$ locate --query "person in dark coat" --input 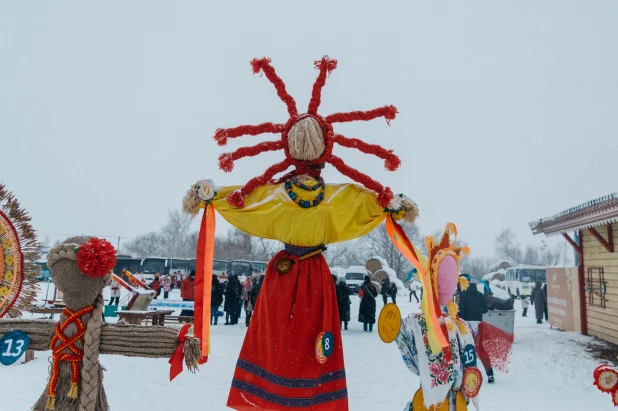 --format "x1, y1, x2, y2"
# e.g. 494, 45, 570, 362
543, 283, 548, 321
381, 278, 390, 305
458, 283, 488, 322
531, 281, 547, 324
249, 275, 264, 306
359, 276, 378, 332
389, 282, 398, 305
224, 275, 241, 325
210, 275, 224, 325
335, 277, 351, 330
458, 282, 493, 382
